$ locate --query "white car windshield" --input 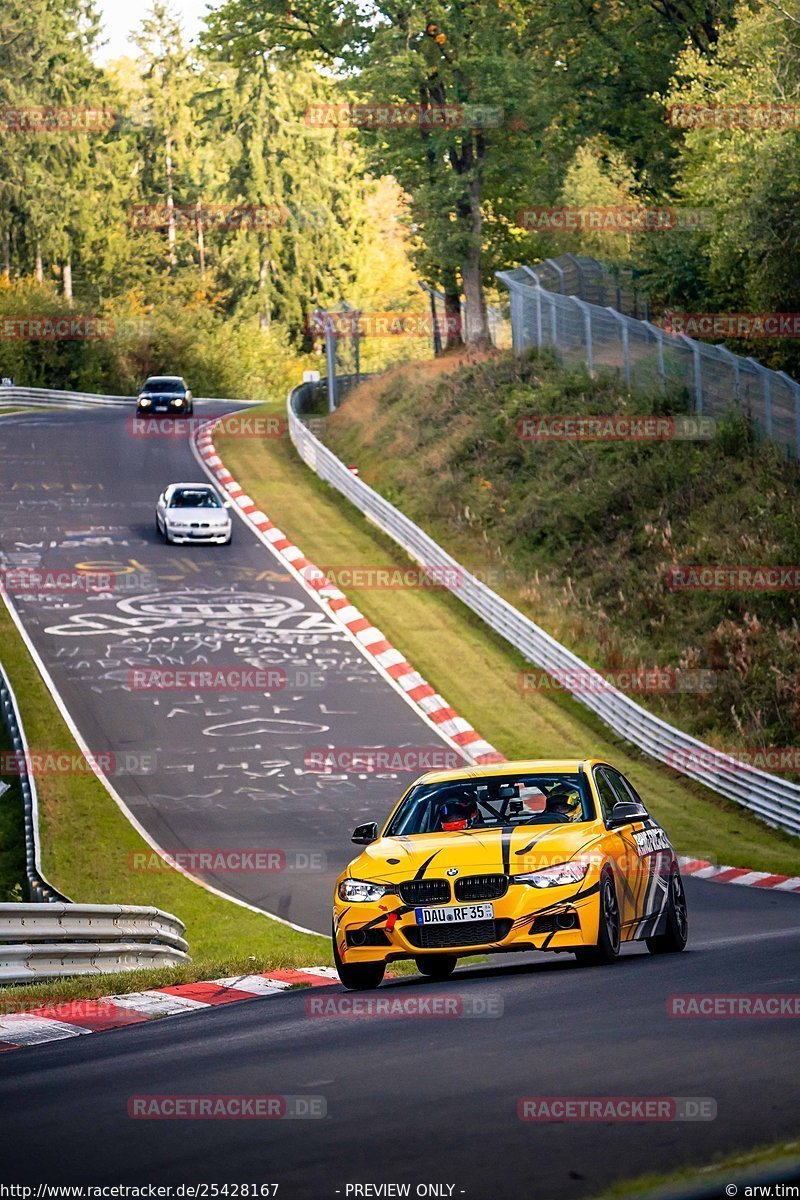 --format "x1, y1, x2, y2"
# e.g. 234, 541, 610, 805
169, 489, 221, 509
